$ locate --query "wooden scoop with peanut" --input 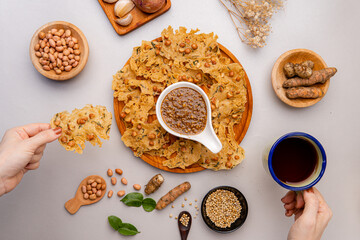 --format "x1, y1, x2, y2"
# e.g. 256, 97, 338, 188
65, 175, 106, 214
